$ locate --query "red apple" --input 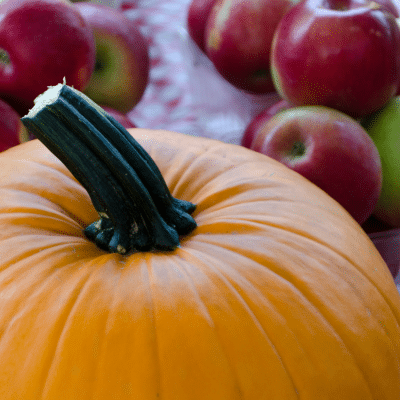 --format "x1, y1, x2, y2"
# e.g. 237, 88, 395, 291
75, 2, 150, 114
204, 0, 297, 94
0, 98, 29, 151
271, 0, 400, 118
241, 99, 292, 148
374, 0, 399, 17
251, 106, 382, 224
187, 0, 218, 52
0, 0, 96, 115
101, 105, 136, 129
